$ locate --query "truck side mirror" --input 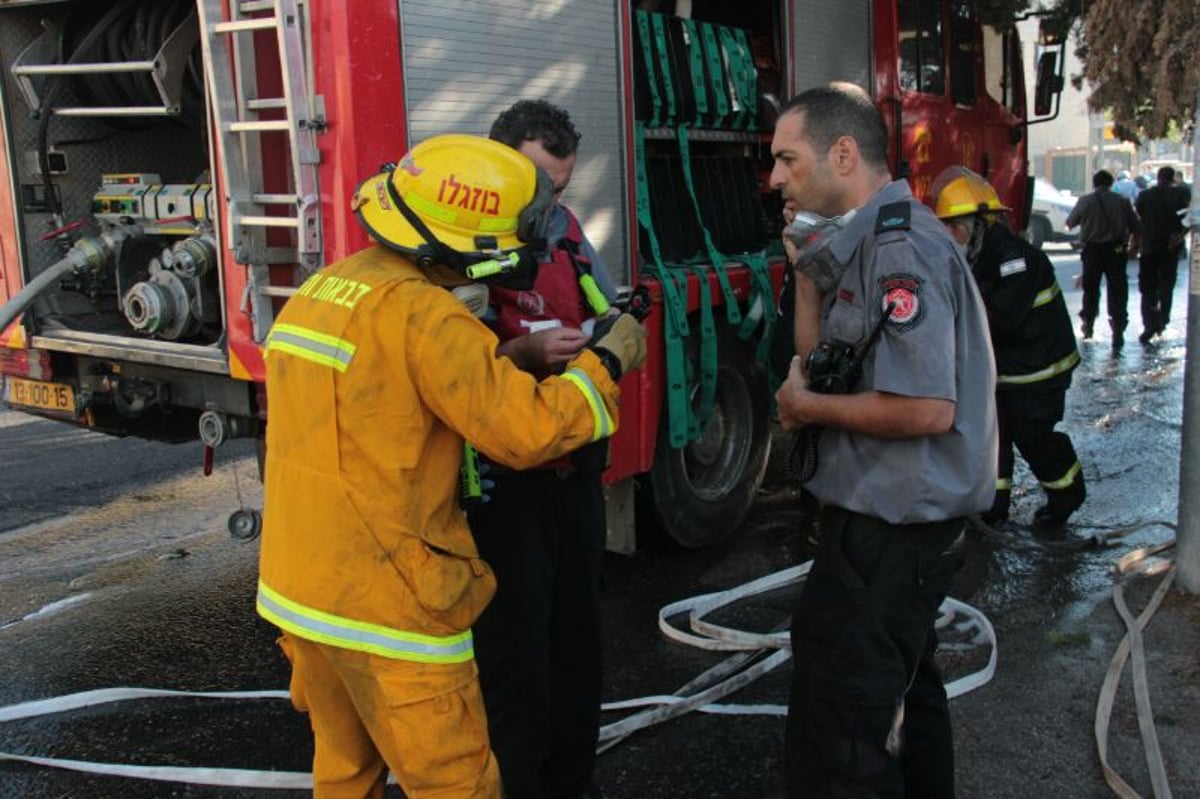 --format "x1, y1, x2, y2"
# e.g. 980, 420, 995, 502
1034, 52, 1063, 117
